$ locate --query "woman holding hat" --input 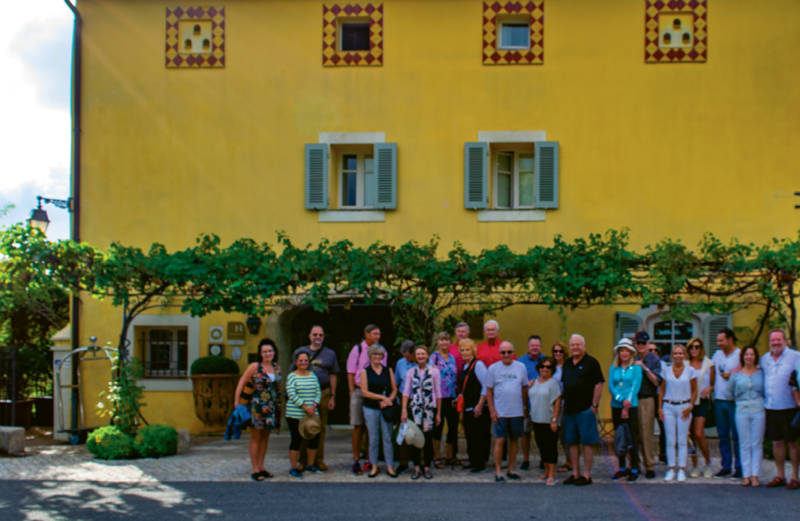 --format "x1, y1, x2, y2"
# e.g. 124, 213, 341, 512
234, 338, 282, 481
401, 345, 442, 480
609, 338, 643, 482
359, 343, 399, 478
286, 351, 322, 479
